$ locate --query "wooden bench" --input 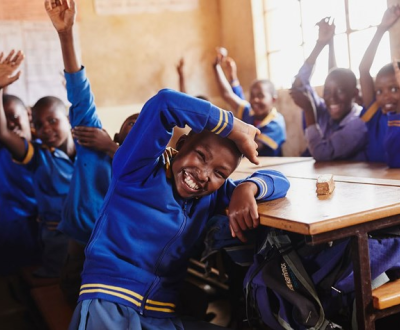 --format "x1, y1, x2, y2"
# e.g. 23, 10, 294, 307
372, 279, 400, 310
30, 284, 74, 330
